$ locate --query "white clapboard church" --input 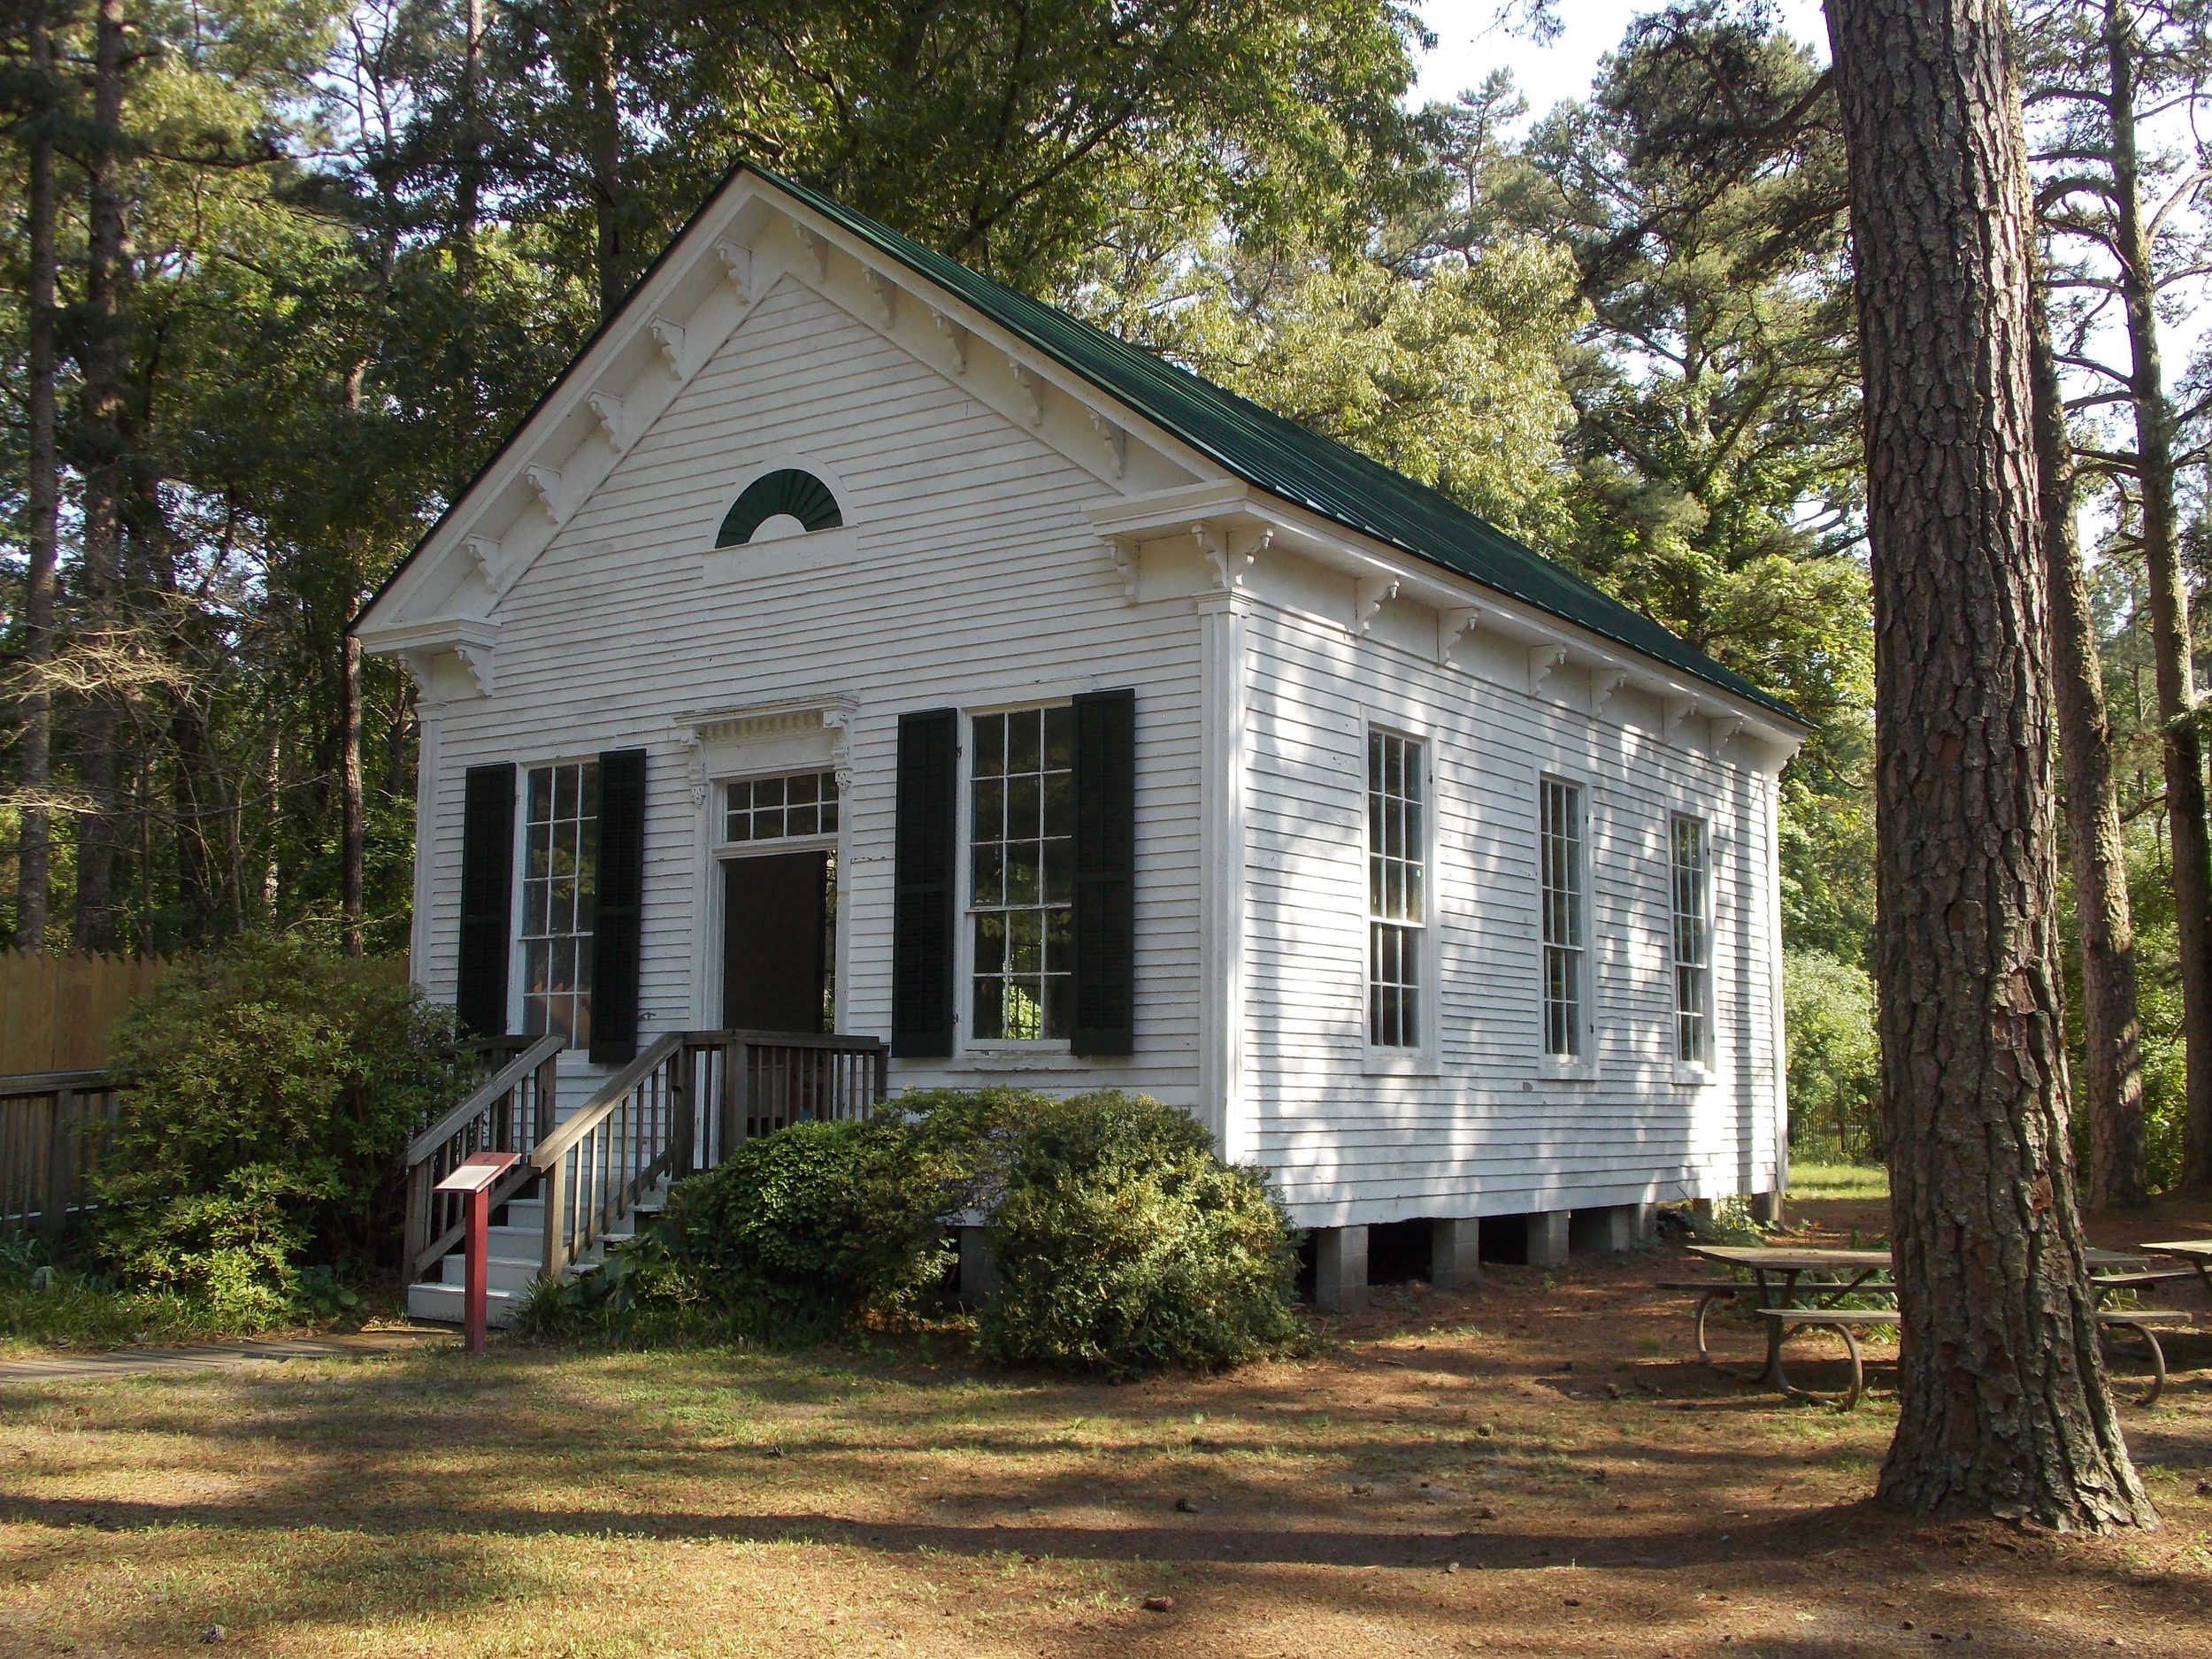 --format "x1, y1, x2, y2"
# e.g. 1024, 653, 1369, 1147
357, 165, 1805, 1318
